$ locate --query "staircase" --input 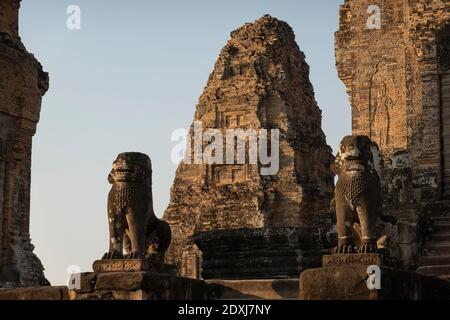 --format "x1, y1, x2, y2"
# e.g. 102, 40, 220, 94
417, 217, 450, 280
